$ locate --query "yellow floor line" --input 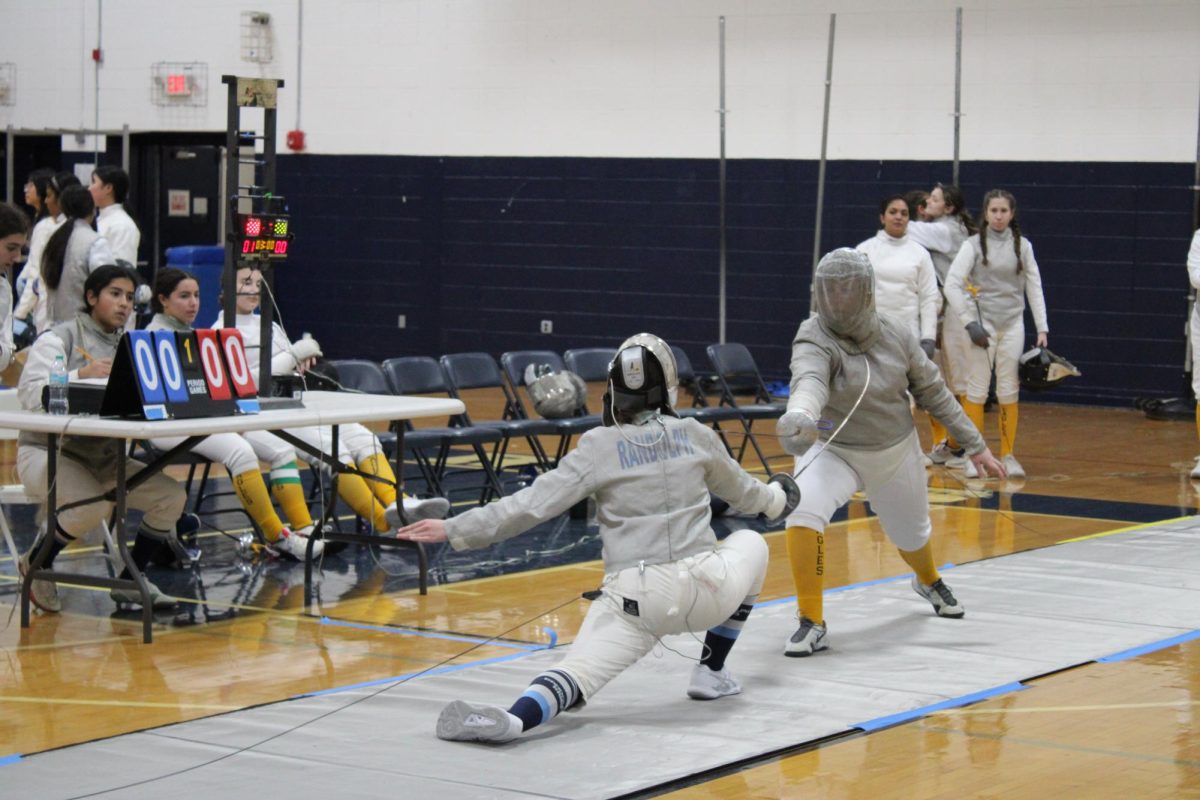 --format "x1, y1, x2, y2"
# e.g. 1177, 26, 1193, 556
0, 696, 241, 711
1056, 515, 1194, 544
934, 699, 1200, 715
